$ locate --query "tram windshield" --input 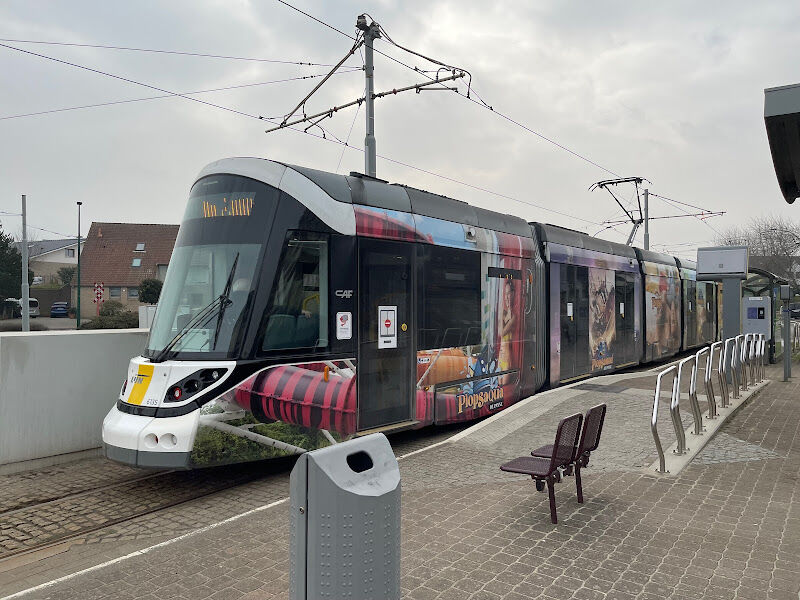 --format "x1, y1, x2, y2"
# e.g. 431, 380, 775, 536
145, 174, 278, 359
